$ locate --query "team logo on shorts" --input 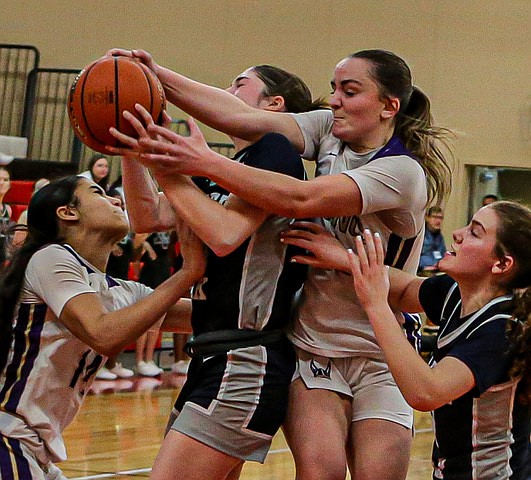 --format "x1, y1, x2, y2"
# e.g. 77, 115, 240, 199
309, 358, 332, 379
